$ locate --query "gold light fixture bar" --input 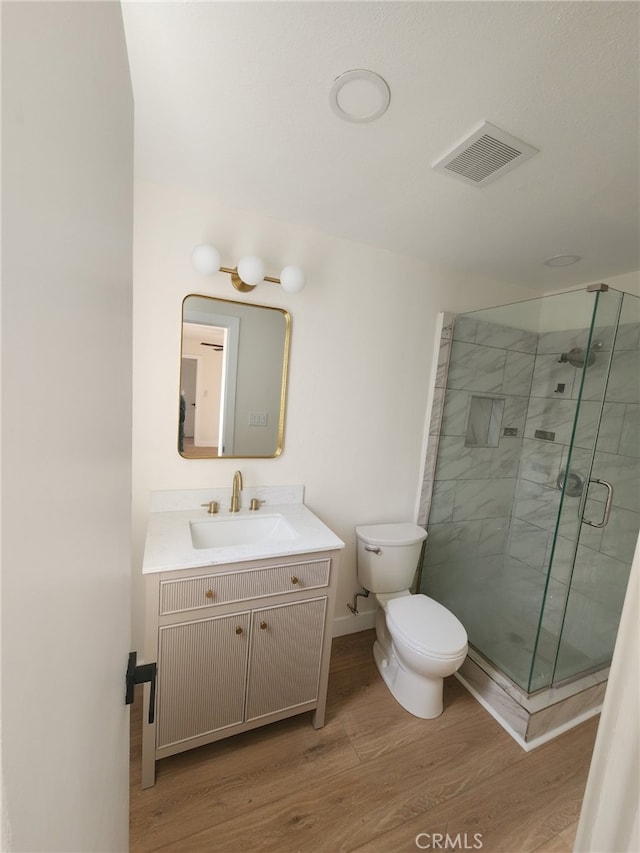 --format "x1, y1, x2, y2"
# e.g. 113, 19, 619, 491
219, 266, 282, 292
192, 245, 305, 293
